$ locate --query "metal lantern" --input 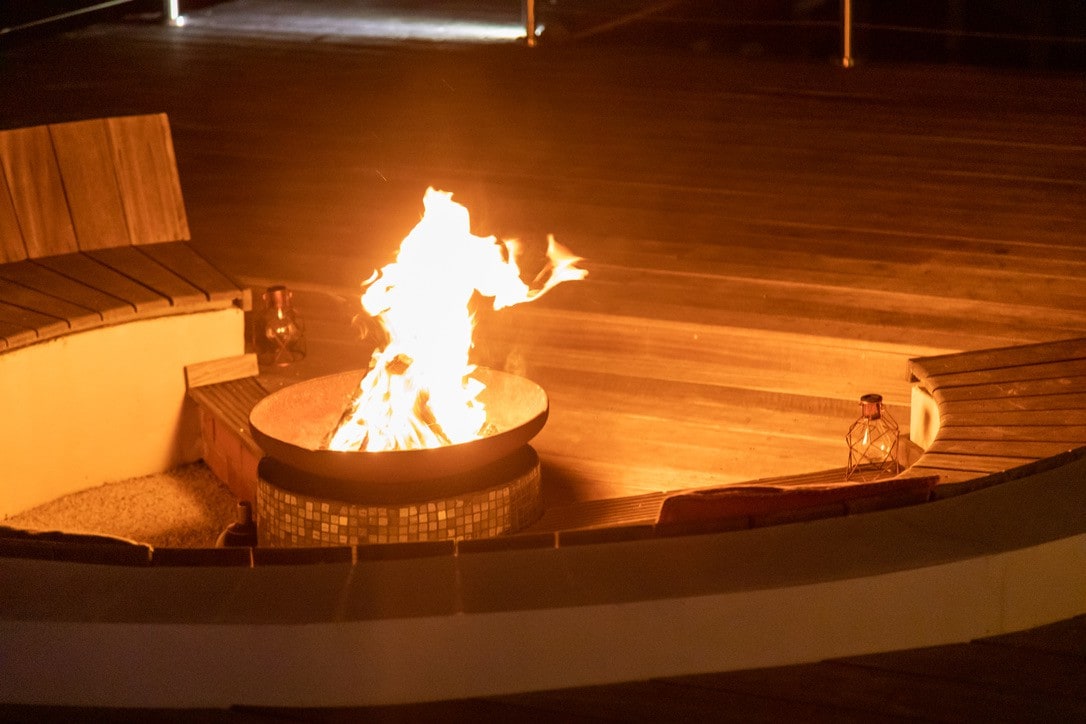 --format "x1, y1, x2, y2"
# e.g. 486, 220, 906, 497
845, 393, 900, 481
255, 285, 307, 367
